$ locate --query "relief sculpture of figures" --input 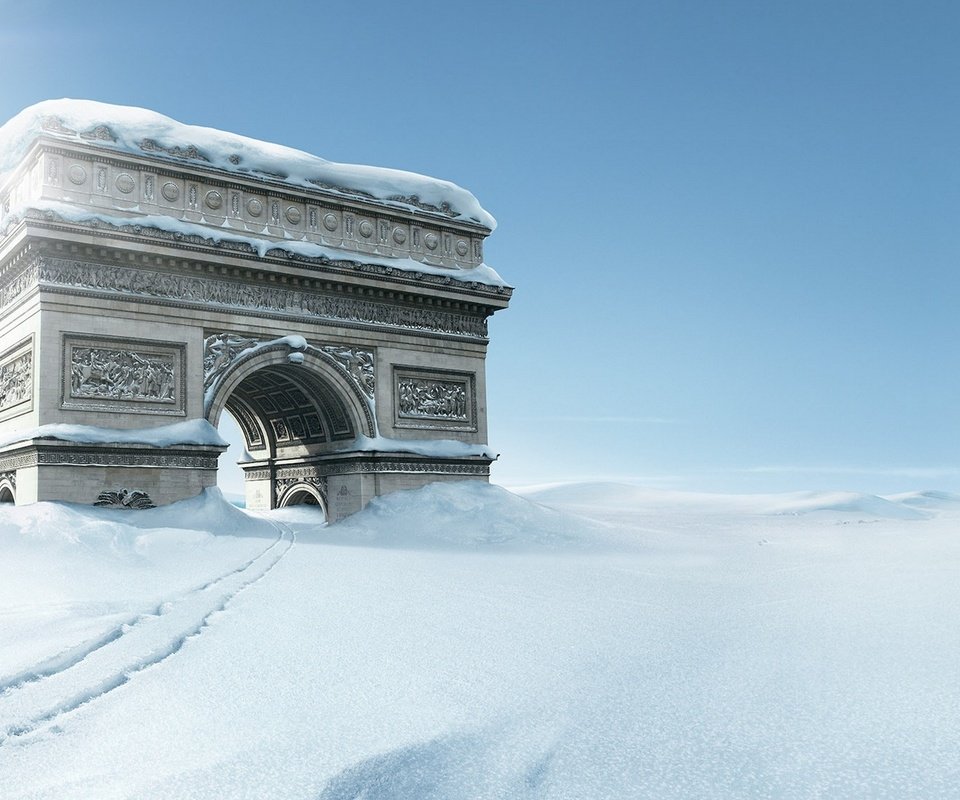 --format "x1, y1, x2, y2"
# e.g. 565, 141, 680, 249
203, 335, 375, 404
0, 353, 32, 411
33, 257, 489, 339
203, 334, 261, 390
320, 347, 375, 399
71, 348, 175, 403
398, 378, 468, 420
